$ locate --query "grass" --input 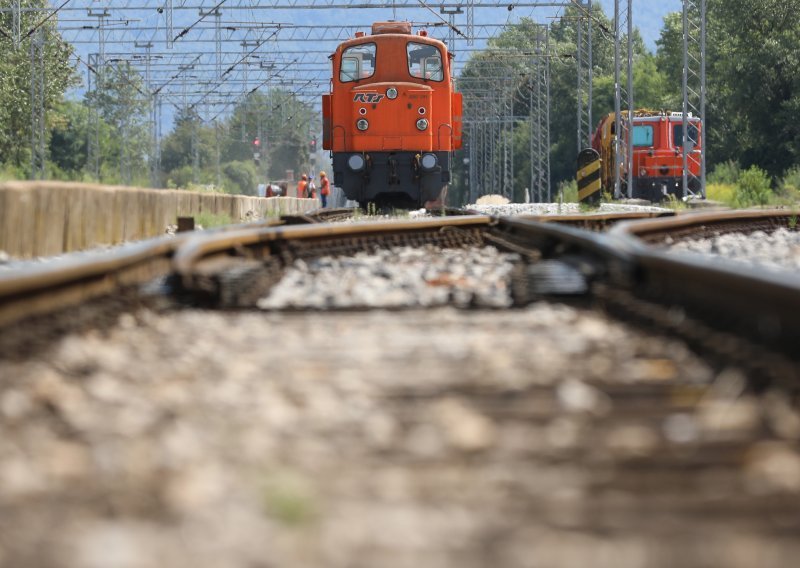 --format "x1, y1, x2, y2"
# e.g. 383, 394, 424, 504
661, 193, 688, 211
350, 203, 414, 220
195, 211, 233, 229
261, 471, 317, 527
706, 183, 737, 206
